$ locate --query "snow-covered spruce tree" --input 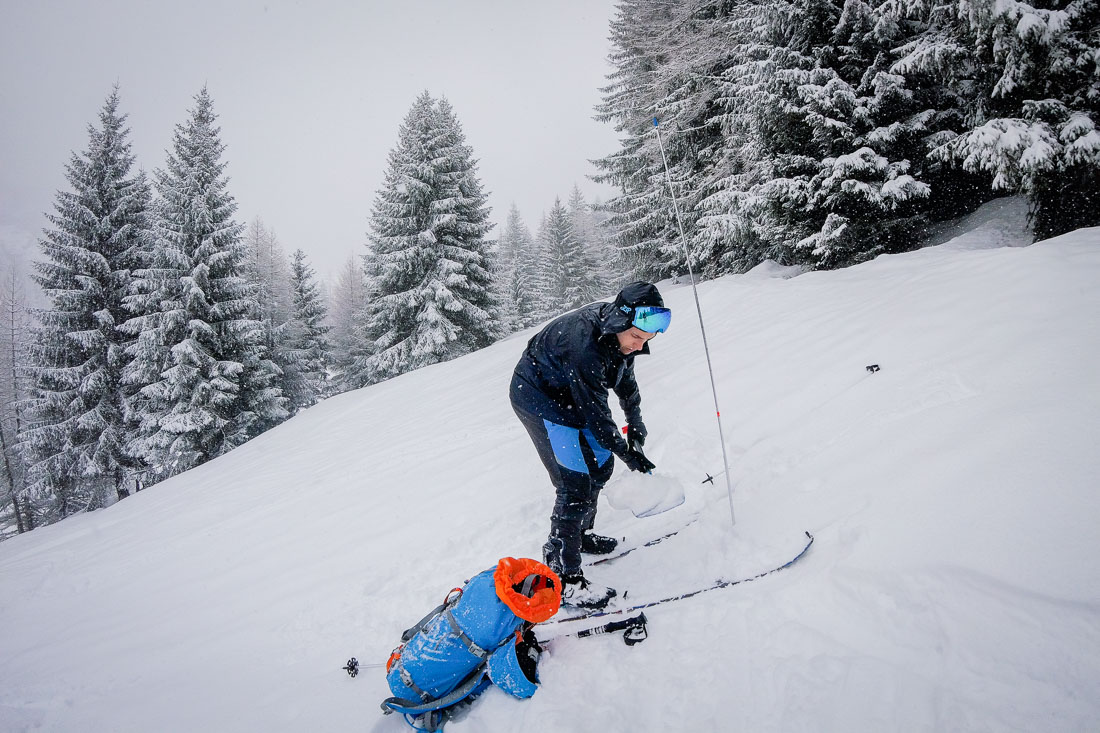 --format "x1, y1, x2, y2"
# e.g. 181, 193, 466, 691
567, 186, 615, 297
892, 0, 1100, 239
242, 219, 302, 410
486, 240, 514, 335
118, 194, 186, 487
328, 256, 366, 388
594, 0, 679, 280
283, 248, 331, 409
495, 204, 541, 332
347, 92, 499, 387
712, 0, 940, 270
538, 196, 602, 315
595, 0, 994, 274
1, 267, 32, 532
594, 0, 747, 280
854, 0, 994, 223
121, 88, 286, 482
244, 218, 294, 333
21, 88, 153, 518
